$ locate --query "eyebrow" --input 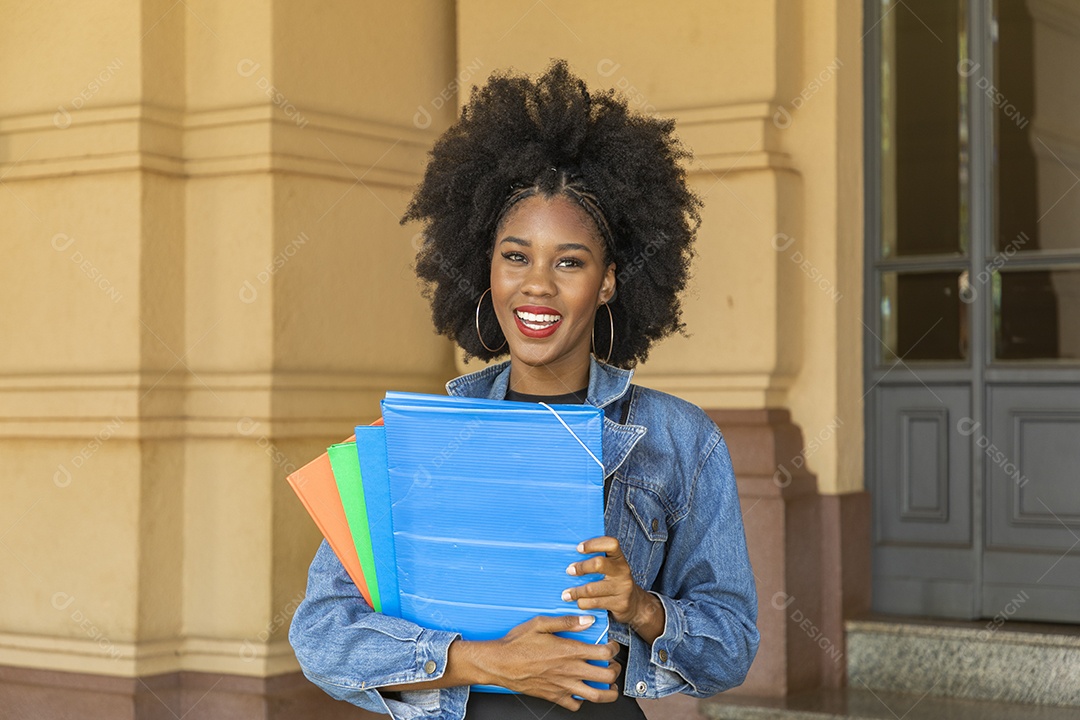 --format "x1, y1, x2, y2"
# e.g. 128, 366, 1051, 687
499, 236, 595, 255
